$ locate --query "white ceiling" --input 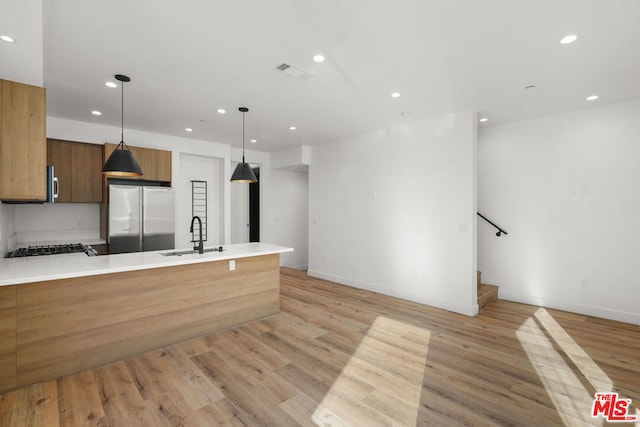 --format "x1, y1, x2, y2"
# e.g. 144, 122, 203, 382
7, 0, 640, 151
